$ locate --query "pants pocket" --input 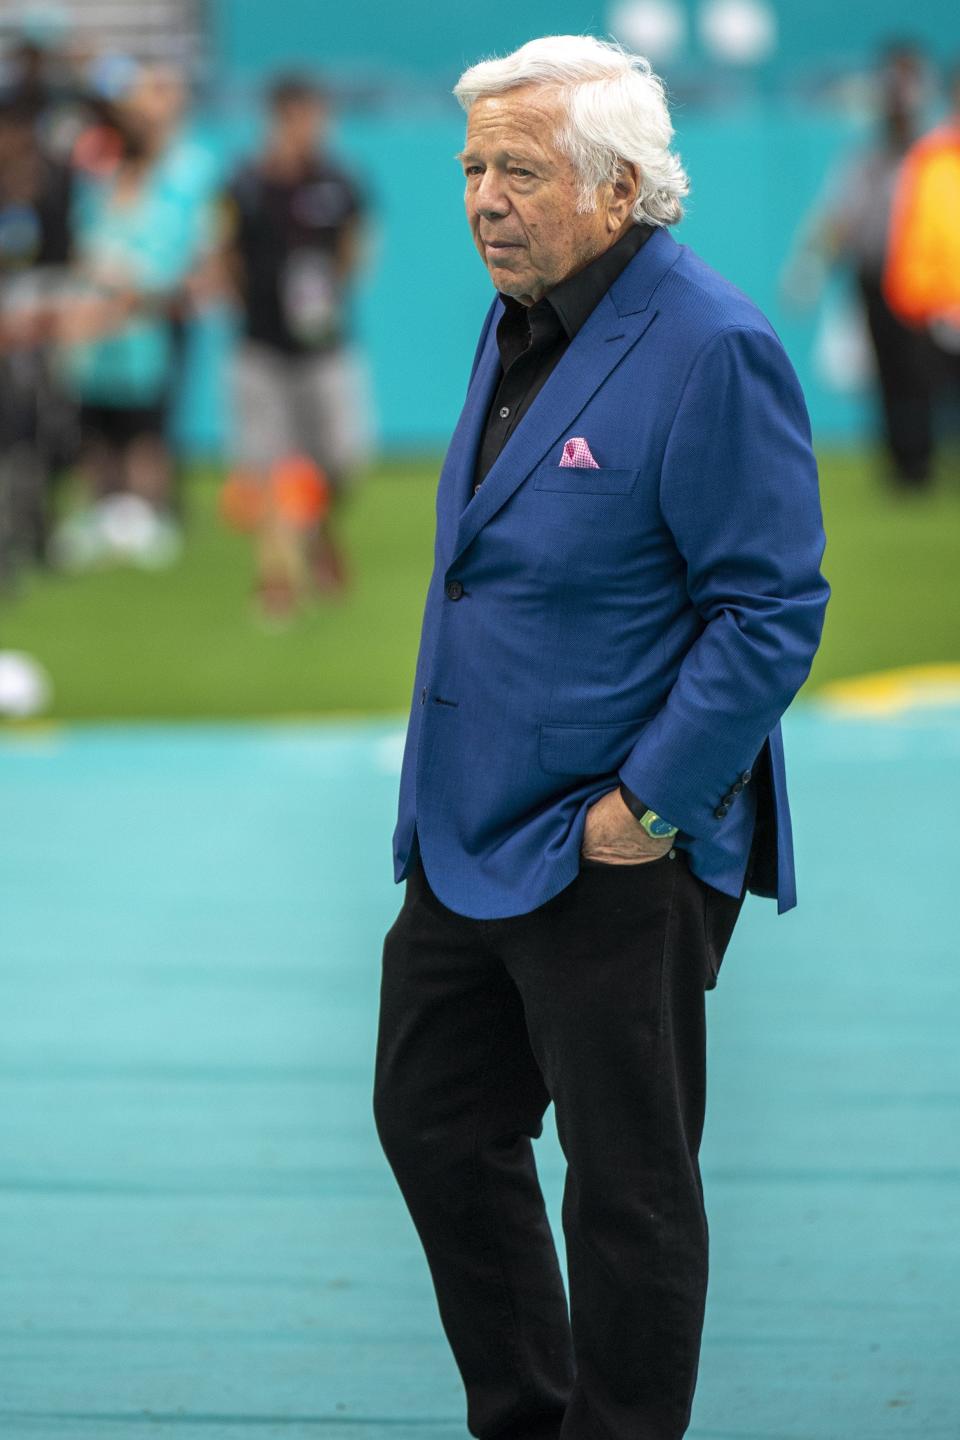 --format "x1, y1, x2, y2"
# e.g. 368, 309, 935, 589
579, 849, 677, 872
